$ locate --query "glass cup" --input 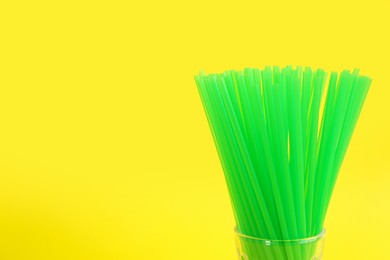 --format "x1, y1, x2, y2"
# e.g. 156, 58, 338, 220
235, 228, 326, 260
